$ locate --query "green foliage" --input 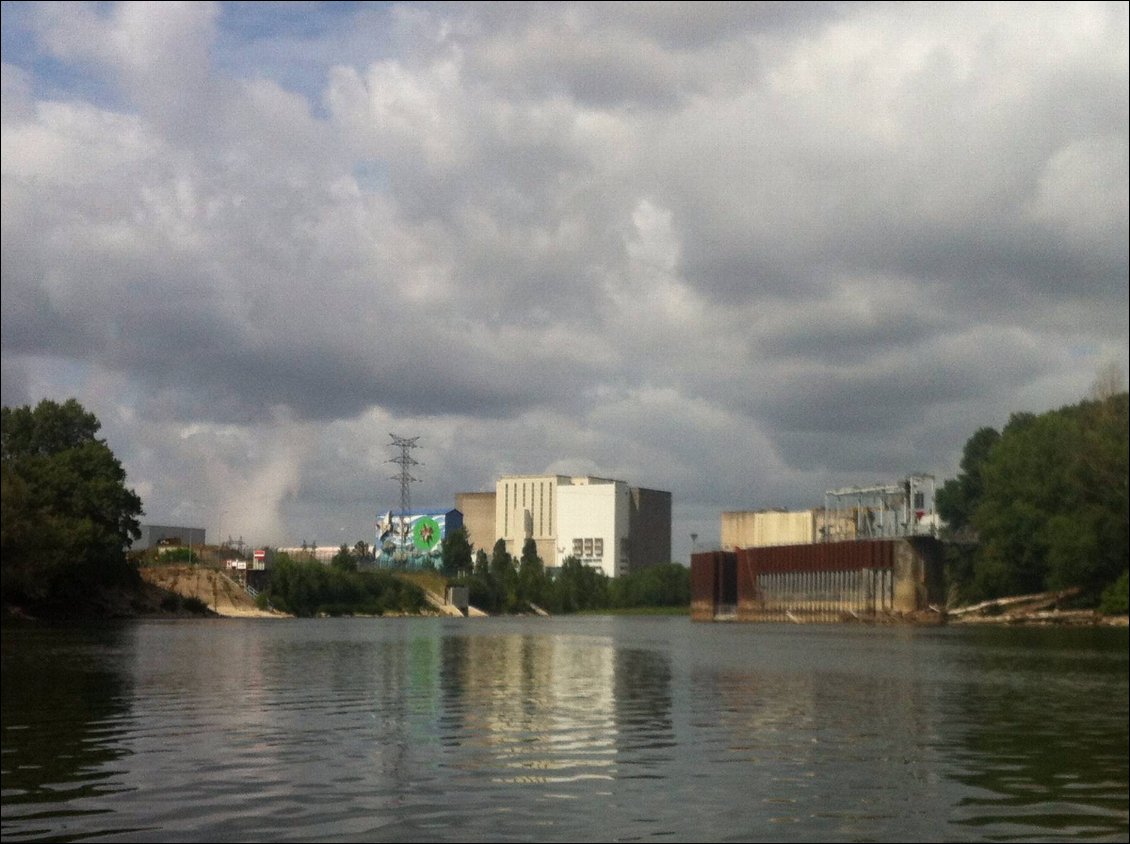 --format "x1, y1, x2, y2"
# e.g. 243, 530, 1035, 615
1, 398, 143, 609
159, 593, 210, 615
546, 556, 609, 613
944, 393, 1129, 605
608, 563, 690, 609
451, 549, 690, 616
937, 426, 1000, 536
331, 543, 358, 572
259, 555, 426, 617
441, 527, 473, 577
518, 538, 547, 608
182, 596, 210, 614
1099, 570, 1129, 615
